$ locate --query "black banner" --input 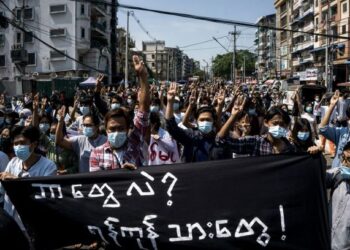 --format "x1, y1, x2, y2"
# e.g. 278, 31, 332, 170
2, 154, 330, 250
